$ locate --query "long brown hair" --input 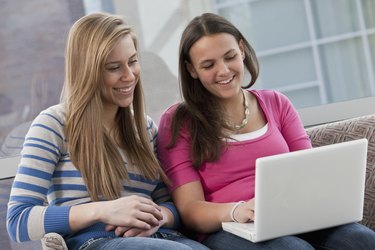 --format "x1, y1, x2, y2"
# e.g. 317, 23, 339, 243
62, 13, 167, 201
168, 13, 259, 168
